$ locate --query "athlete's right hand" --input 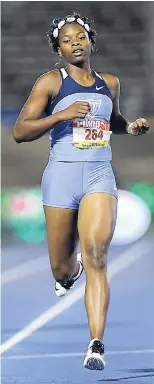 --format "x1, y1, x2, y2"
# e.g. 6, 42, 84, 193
58, 101, 90, 121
